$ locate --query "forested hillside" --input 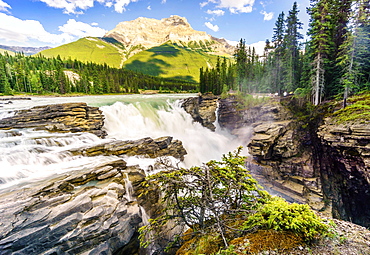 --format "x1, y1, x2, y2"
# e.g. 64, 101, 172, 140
0, 53, 197, 95
201, 1, 370, 103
